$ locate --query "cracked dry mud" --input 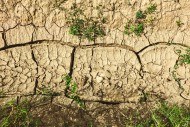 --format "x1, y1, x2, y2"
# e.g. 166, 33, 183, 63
1, 0, 190, 126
